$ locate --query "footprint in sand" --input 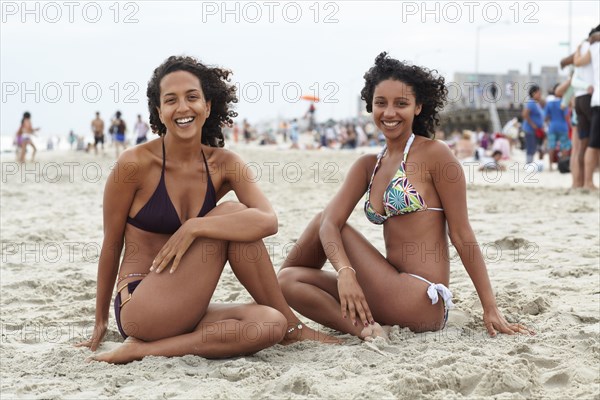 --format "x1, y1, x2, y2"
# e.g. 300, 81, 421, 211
225, 292, 239, 301
520, 354, 560, 369
281, 376, 311, 395
521, 297, 550, 315
494, 236, 528, 250
543, 371, 570, 388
